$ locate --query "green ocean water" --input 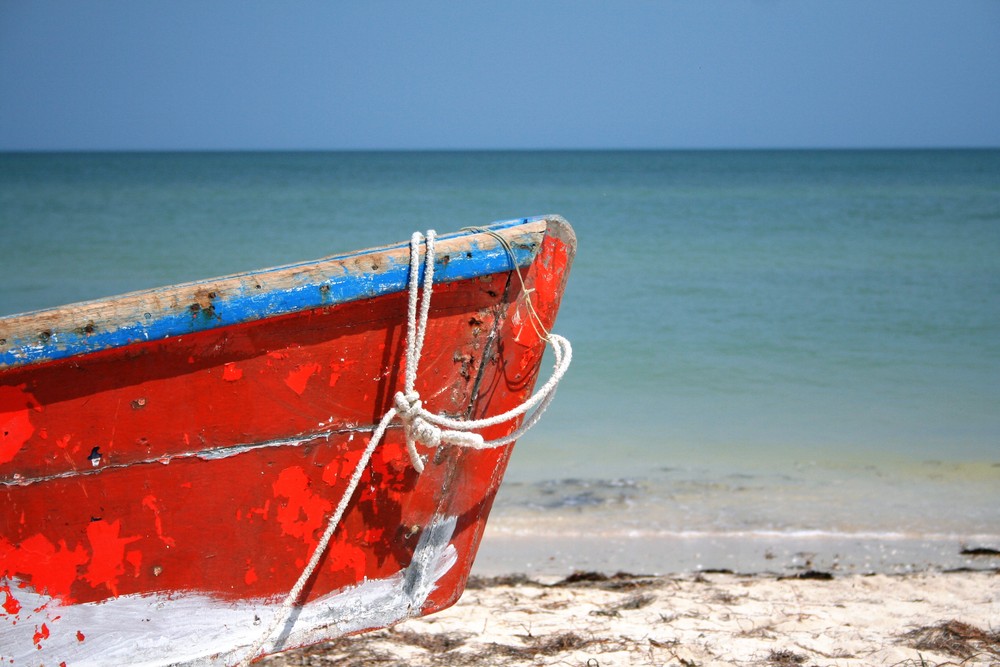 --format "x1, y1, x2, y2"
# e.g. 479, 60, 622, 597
3, 151, 999, 568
